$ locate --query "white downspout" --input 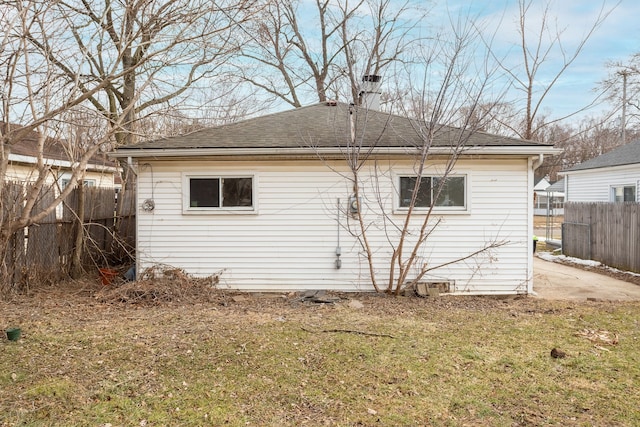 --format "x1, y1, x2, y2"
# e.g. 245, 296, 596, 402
532, 153, 544, 170
528, 153, 544, 295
